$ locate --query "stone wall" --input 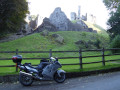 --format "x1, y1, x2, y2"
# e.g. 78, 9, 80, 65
49, 7, 87, 31
49, 7, 69, 31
